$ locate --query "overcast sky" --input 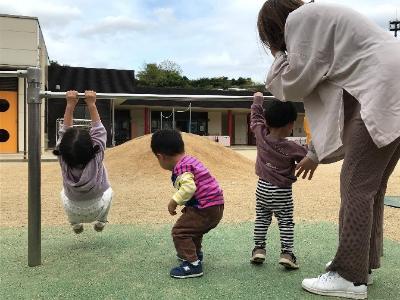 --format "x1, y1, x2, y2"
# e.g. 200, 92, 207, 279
1, 0, 399, 82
